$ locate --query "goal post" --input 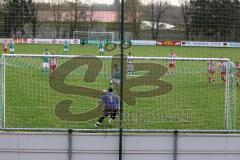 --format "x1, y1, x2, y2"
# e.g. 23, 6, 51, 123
0, 55, 5, 128
73, 31, 115, 41
225, 61, 237, 130
0, 54, 237, 130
